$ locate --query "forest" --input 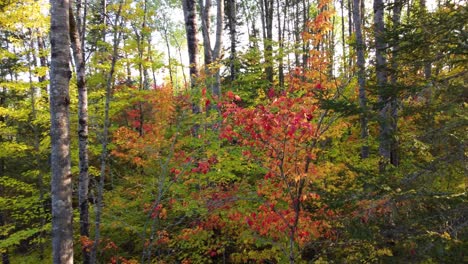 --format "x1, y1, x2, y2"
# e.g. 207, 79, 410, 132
0, 0, 466, 262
